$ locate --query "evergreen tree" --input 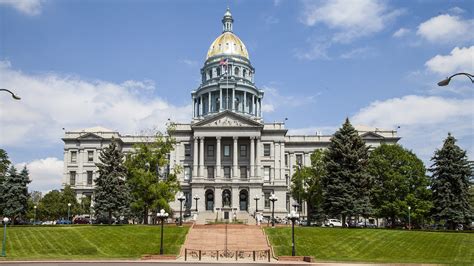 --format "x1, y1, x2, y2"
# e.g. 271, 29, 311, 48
94, 138, 130, 224
0, 149, 11, 214
430, 133, 472, 229
125, 127, 181, 224
38, 190, 63, 220
2, 165, 31, 224
290, 149, 325, 225
368, 144, 432, 228
322, 118, 371, 226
